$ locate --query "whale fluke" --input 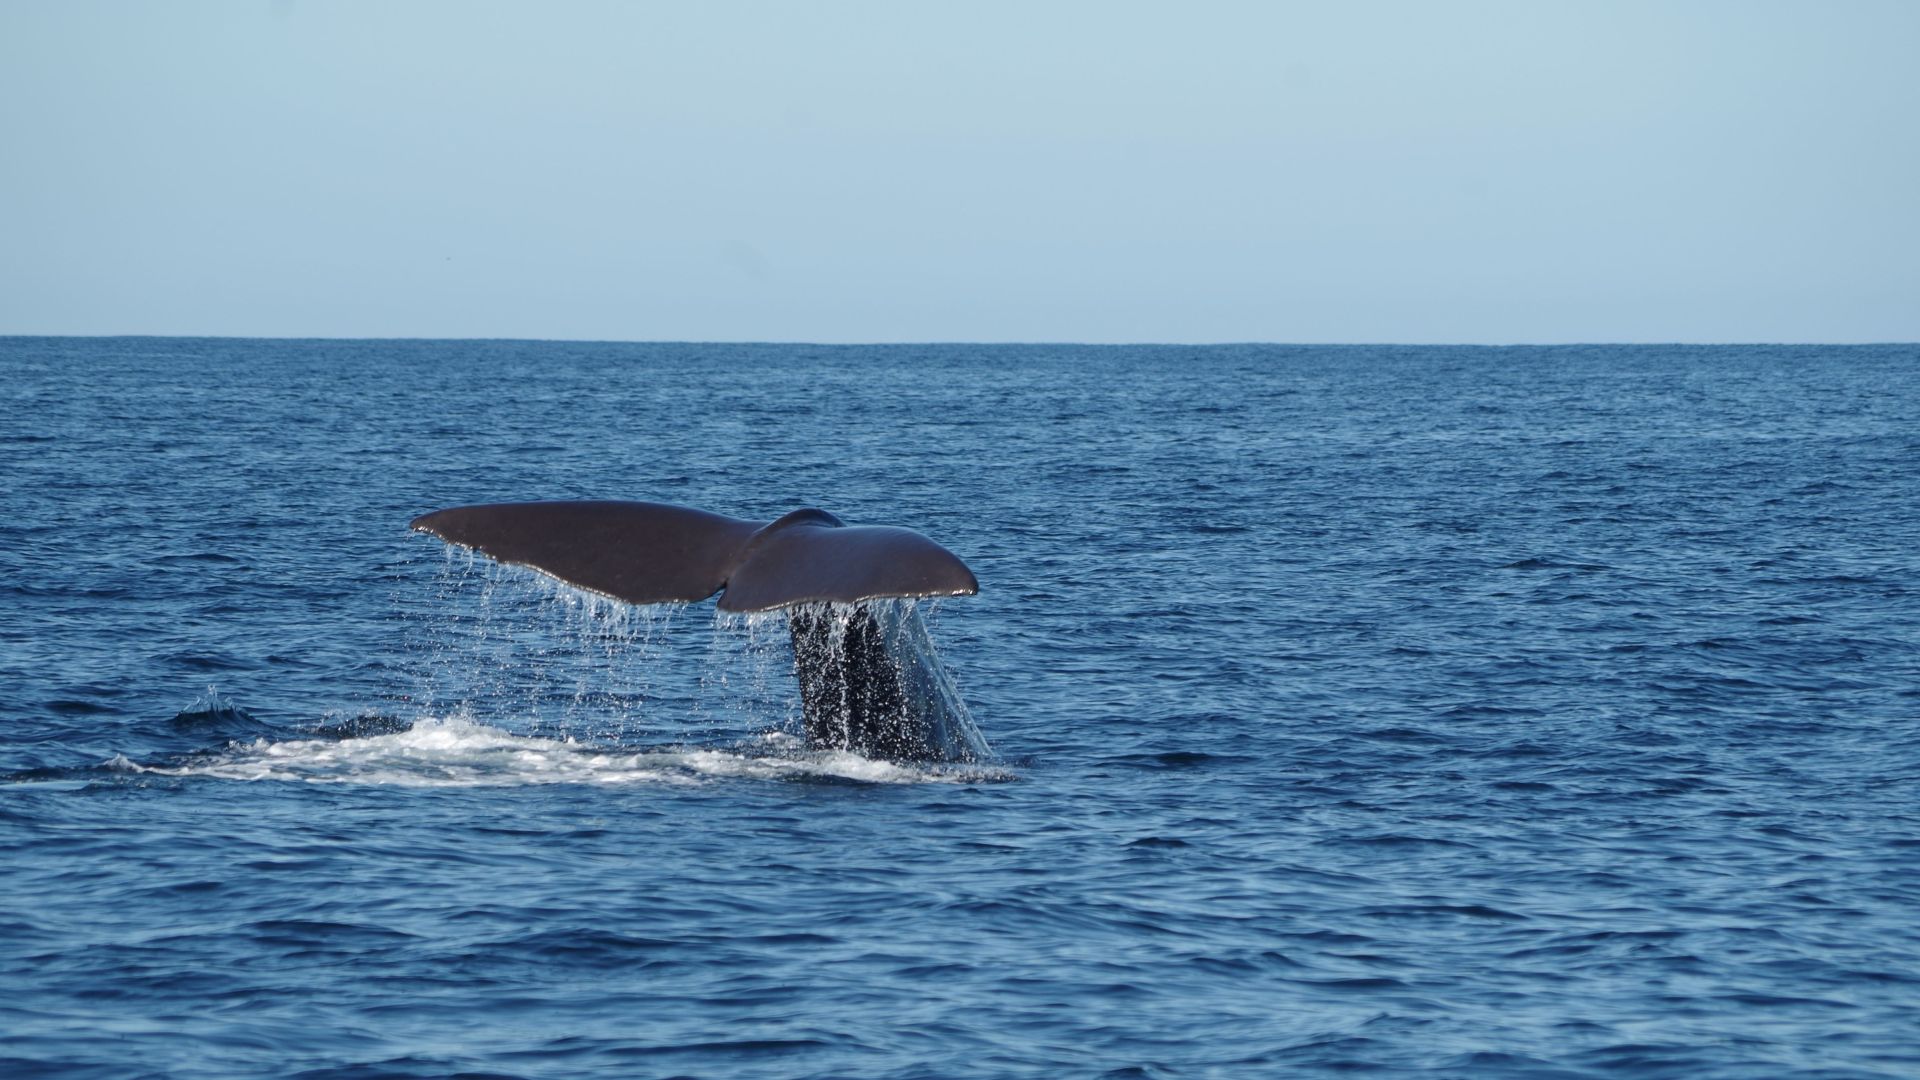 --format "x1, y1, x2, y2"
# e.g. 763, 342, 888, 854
411, 499, 985, 761
409, 501, 978, 613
